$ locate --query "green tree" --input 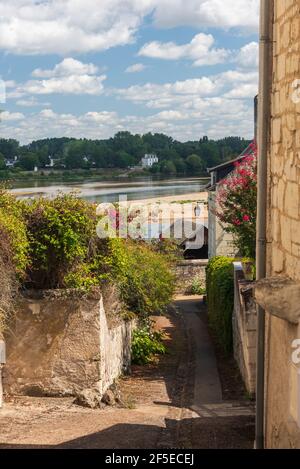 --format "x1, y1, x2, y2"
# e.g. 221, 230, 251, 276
158, 149, 180, 161
90, 144, 109, 168
142, 133, 173, 152
115, 150, 135, 169
186, 154, 204, 174
150, 162, 161, 174
0, 152, 6, 170
0, 139, 19, 160
64, 141, 86, 169
199, 142, 219, 167
18, 153, 39, 171
173, 158, 186, 174
37, 145, 50, 168
160, 160, 177, 175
